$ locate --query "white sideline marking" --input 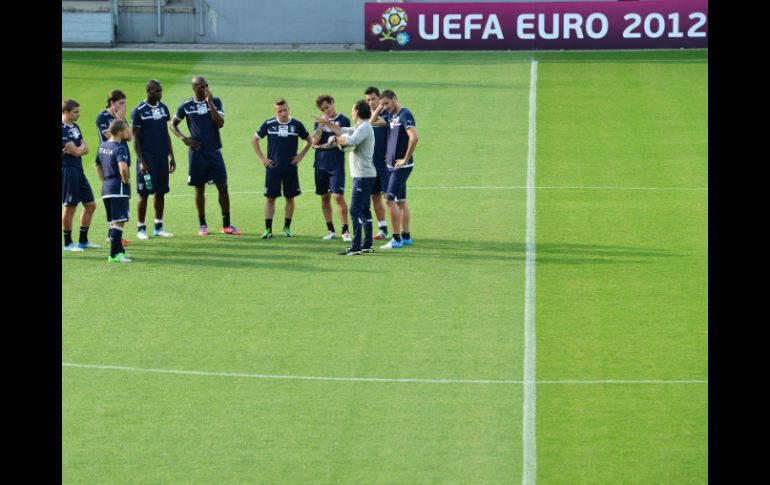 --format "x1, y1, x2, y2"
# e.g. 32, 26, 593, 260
61, 363, 708, 385
163, 186, 707, 198
522, 59, 539, 485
